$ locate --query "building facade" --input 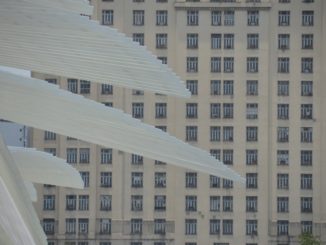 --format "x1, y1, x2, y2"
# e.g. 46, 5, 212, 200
31, 0, 326, 244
